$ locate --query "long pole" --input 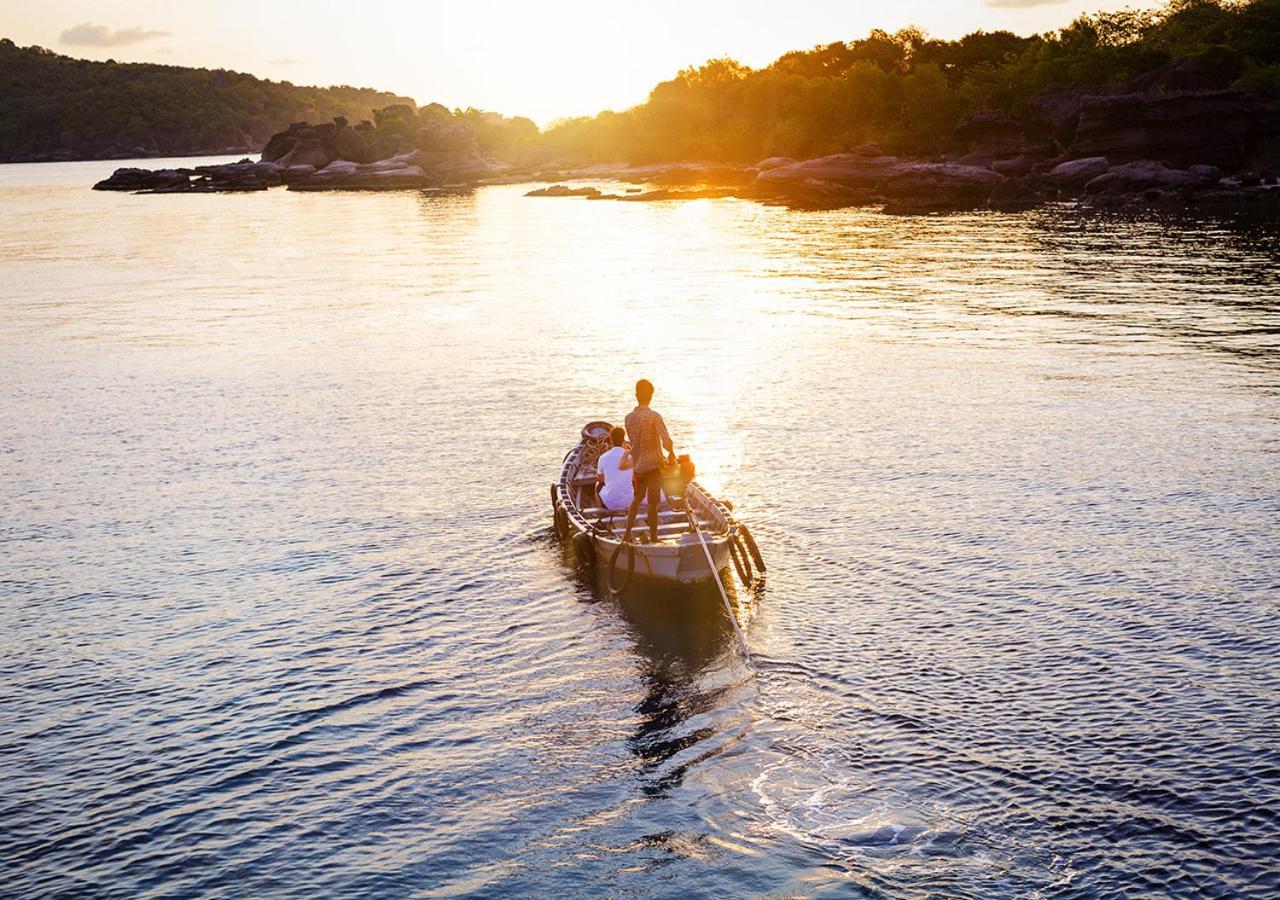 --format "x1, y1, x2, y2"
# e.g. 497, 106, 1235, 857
687, 508, 752, 666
